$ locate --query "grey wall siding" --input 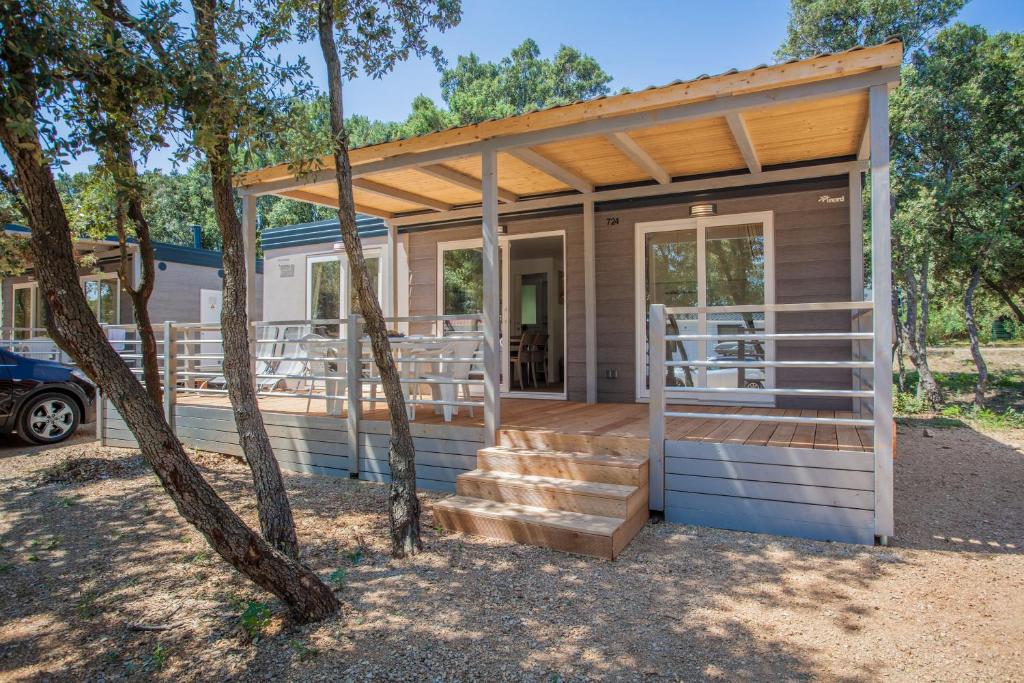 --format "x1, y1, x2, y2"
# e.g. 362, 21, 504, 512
103, 402, 352, 478
150, 258, 265, 325
591, 181, 854, 406
403, 179, 853, 406
663, 440, 875, 544
2, 257, 262, 328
